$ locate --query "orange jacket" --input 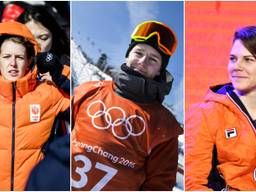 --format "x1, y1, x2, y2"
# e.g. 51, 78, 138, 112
72, 80, 182, 191
62, 65, 70, 80
185, 84, 256, 191
0, 22, 70, 190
